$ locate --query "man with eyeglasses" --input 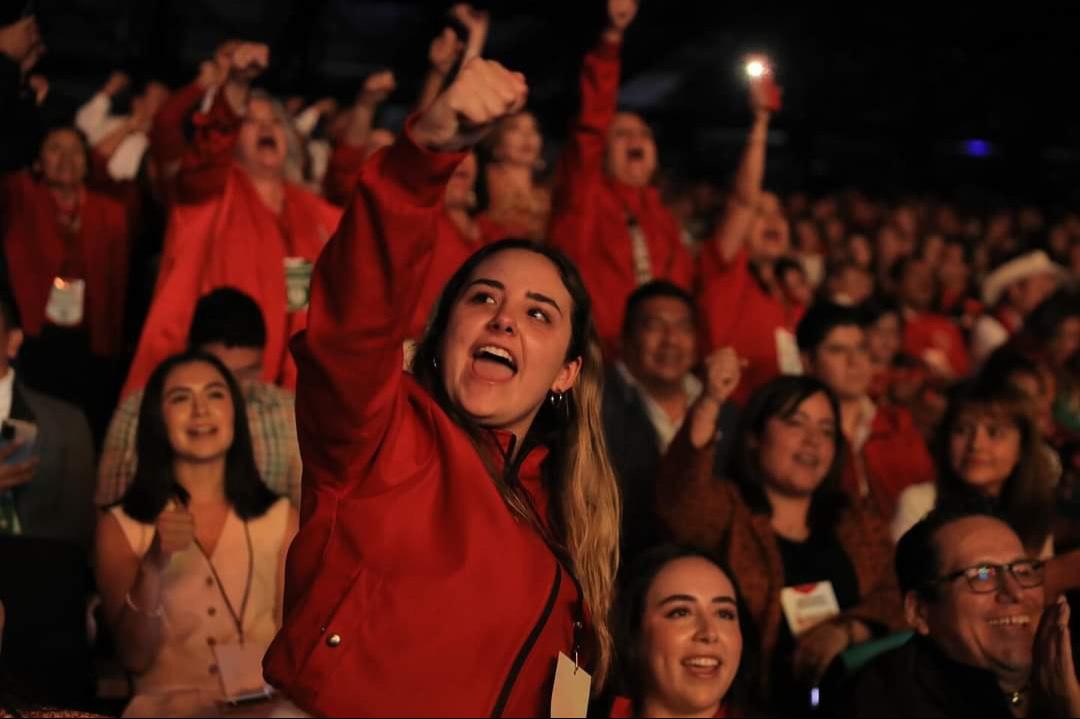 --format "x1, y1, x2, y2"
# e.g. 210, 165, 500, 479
833, 507, 1078, 718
